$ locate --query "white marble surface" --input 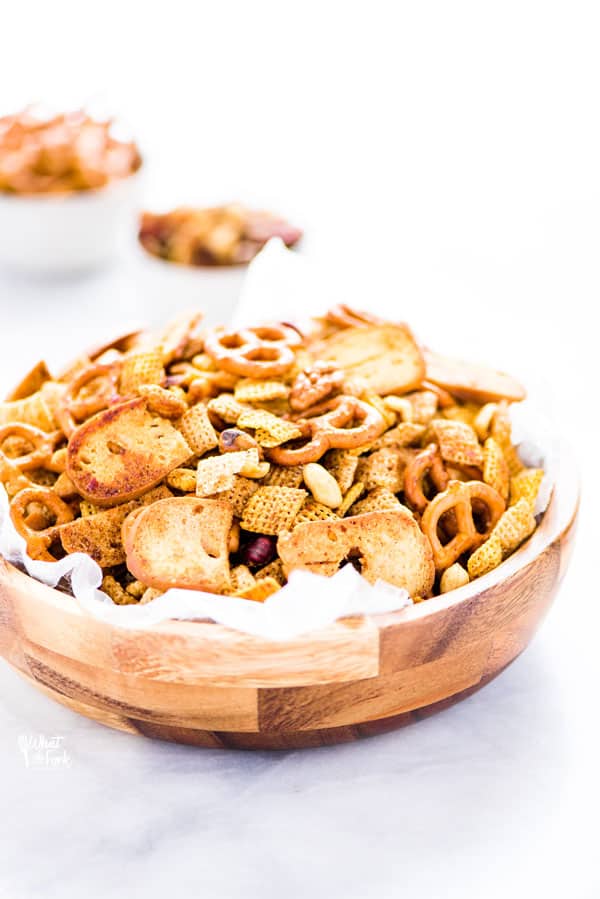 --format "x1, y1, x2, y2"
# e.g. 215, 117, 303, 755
0, 2, 599, 895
